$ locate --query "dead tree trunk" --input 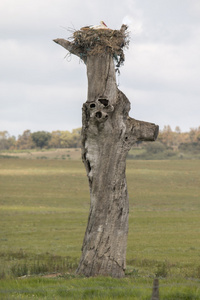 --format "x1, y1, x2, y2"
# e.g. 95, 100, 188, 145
54, 24, 159, 278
